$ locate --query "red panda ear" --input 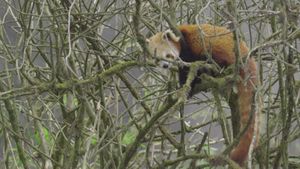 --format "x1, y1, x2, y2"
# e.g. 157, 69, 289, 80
163, 30, 180, 42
